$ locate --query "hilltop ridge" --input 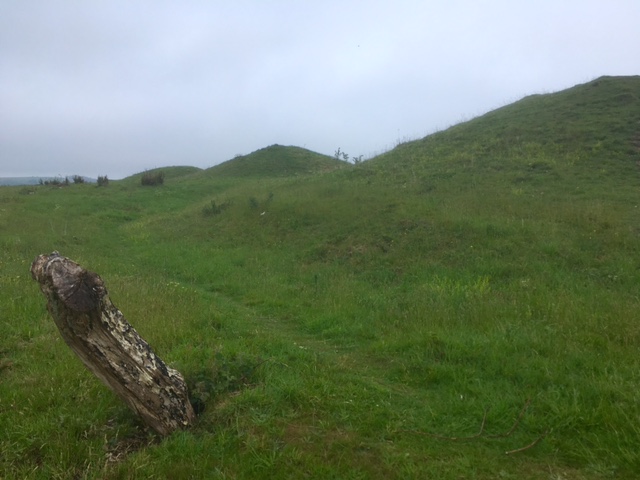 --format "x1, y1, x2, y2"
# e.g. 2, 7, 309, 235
206, 144, 348, 177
